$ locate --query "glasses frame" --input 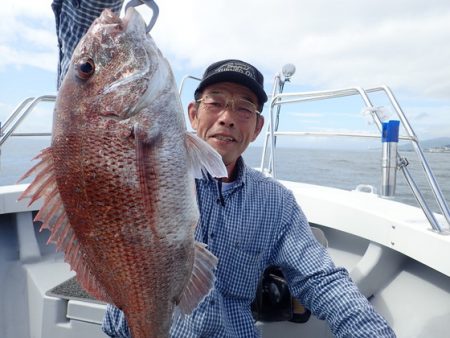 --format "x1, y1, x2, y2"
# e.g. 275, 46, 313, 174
196, 93, 261, 120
